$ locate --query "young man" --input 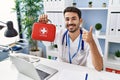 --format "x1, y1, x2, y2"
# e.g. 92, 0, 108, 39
39, 7, 103, 71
